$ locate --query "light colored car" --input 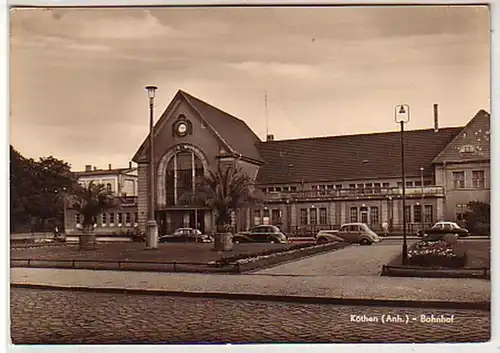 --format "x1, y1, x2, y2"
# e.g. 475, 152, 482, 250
316, 223, 381, 245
